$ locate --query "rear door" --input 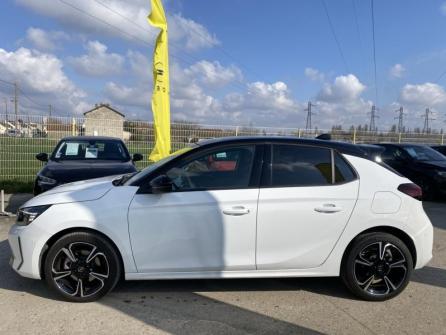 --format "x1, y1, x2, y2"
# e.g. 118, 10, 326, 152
256, 144, 359, 270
